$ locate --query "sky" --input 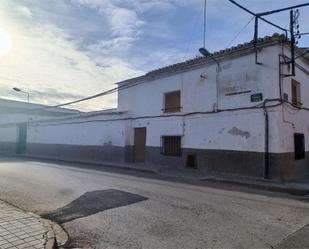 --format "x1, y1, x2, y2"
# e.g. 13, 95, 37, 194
0, 0, 308, 111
